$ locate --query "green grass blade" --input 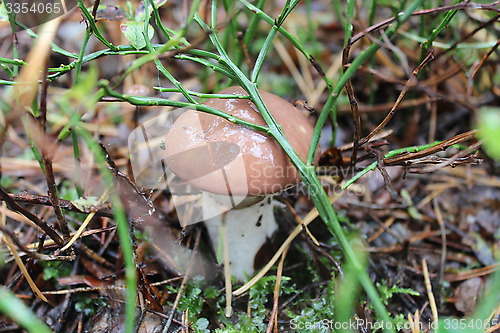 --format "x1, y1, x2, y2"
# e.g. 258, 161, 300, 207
421, 0, 461, 52
0, 287, 52, 333
75, 126, 137, 333
74, 29, 92, 85
196, 11, 399, 330
250, 0, 300, 82
240, 0, 332, 89
76, 0, 117, 51
307, 0, 426, 165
